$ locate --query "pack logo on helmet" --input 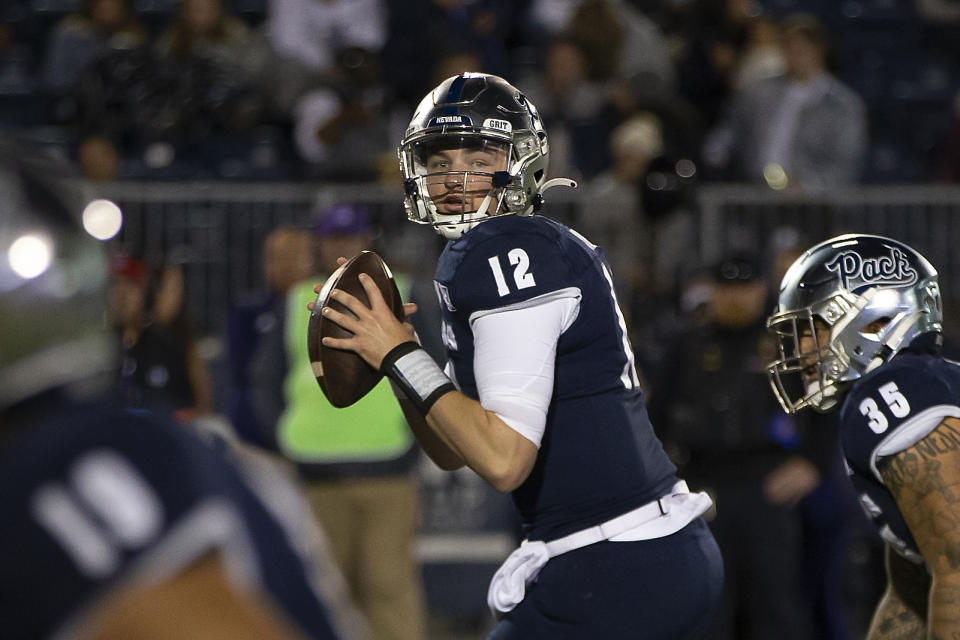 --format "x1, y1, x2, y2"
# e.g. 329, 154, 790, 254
825, 247, 919, 290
